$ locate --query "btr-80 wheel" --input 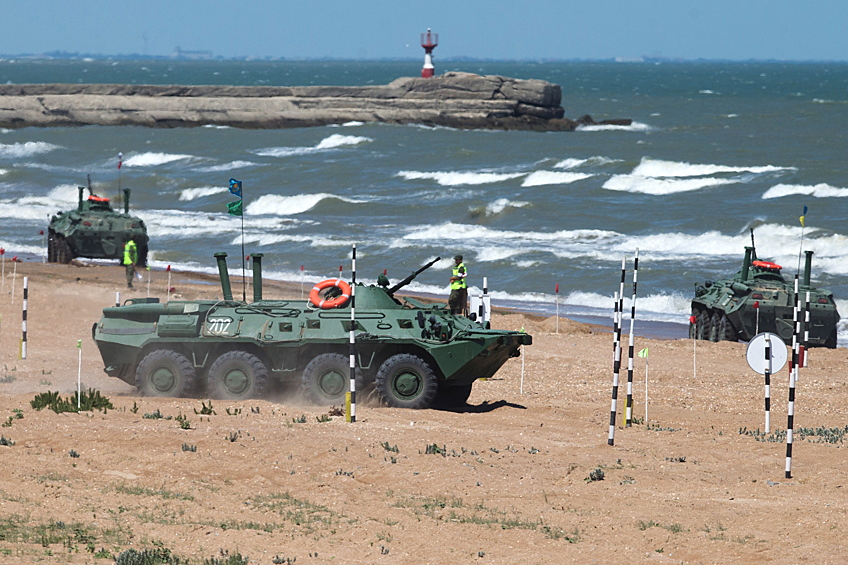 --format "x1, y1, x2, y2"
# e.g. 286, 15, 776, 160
301, 353, 363, 405
135, 349, 197, 398
375, 354, 439, 409
206, 350, 268, 401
